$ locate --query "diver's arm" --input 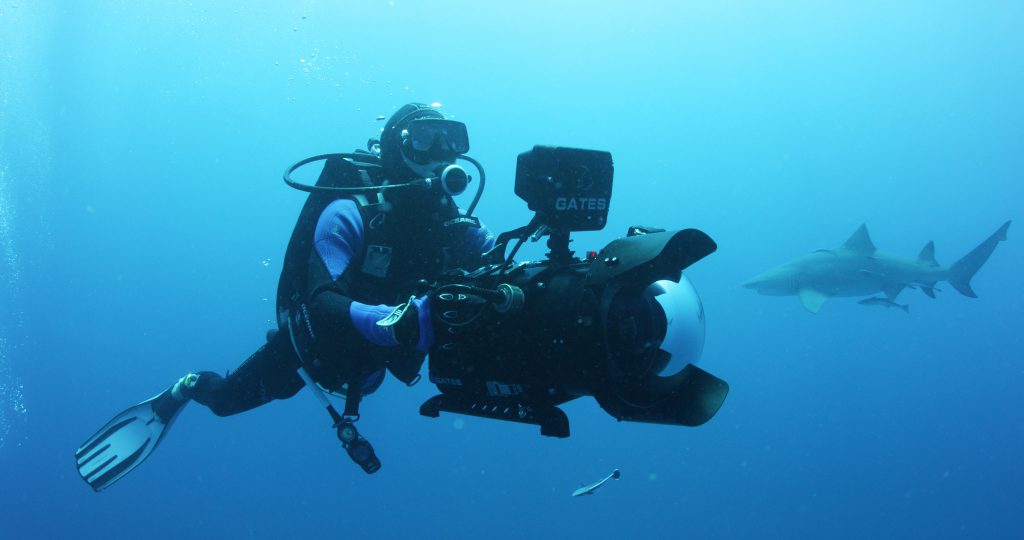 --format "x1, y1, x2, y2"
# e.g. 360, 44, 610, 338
472, 225, 497, 266
312, 199, 364, 281
453, 217, 496, 271
307, 199, 431, 351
